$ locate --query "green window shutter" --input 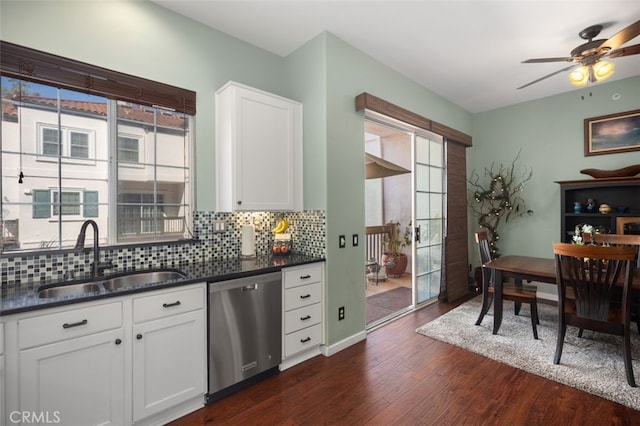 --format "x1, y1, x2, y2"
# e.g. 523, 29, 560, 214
83, 191, 99, 218
32, 189, 51, 218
